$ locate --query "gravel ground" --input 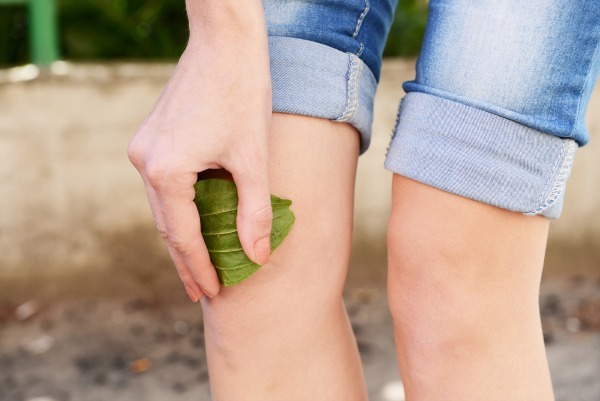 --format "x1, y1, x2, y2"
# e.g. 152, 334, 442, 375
0, 271, 599, 401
